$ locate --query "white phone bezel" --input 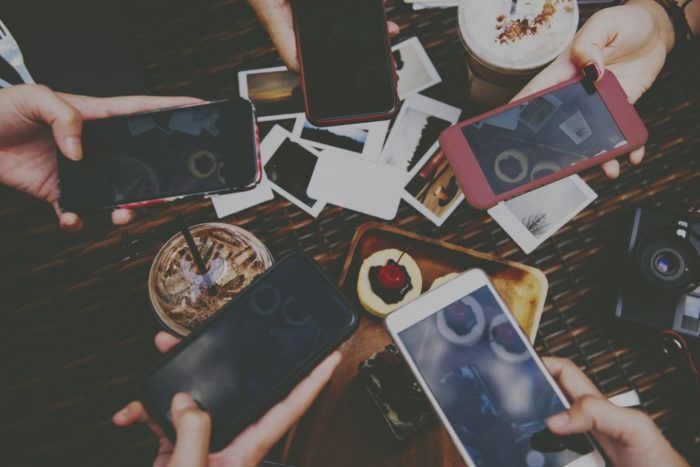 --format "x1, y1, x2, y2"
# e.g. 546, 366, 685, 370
385, 268, 605, 467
